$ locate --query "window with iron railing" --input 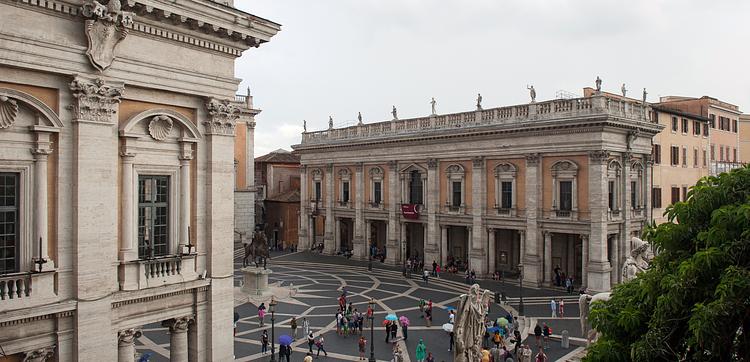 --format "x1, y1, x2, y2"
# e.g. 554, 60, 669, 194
0, 173, 19, 274
138, 176, 170, 259
500, 181, 513, 209
373, 181, 382, 205
559, 181, 573, 211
